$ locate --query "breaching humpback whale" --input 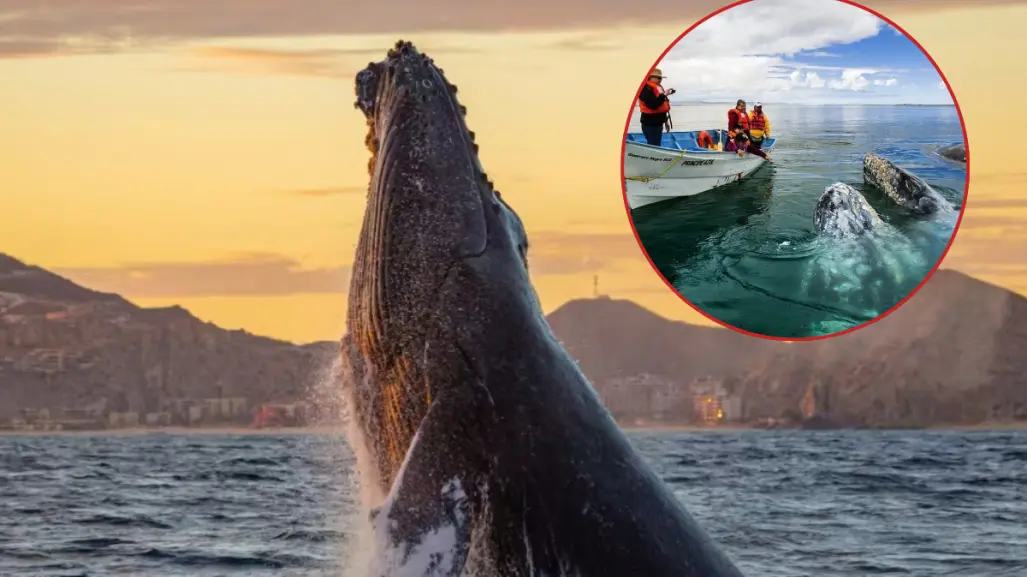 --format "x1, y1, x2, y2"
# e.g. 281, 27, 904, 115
340, 40, 746, 577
